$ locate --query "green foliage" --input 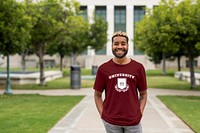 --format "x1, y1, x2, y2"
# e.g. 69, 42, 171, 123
89, 17, 108, 51
0, 0, 108, 71
135, 0, 200, 88
0, 94, 84, 133
173, 0, 199, 57
135, 0, 200, 58
30, 1, 60, 50
66, 16, 89, 55
158, 96, 200, 132
0, 0, 32, 55
46, 0, 76, 47
28, 0, 72, 84
134, 0, 179, 62
47, 4, 108, 66
45, 0, 80, 70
